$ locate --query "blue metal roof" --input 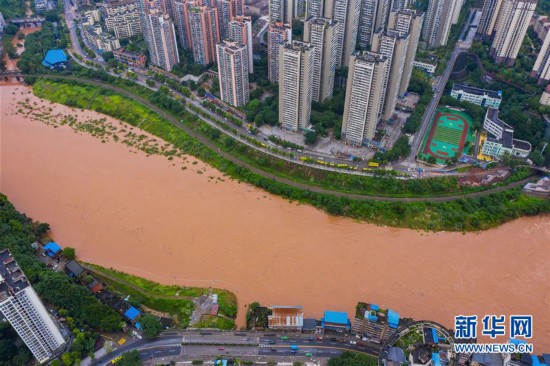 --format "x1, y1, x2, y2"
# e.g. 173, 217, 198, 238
509, 338, 527, 345
44, 242, 61, 256
432, 328, 439, 344
542, 354, 550, 366
323, 311, 348, 325
42, 49, 67, 67
531, 356, 544, 366
371, 304, 379, 310
388, 309, 400, 328
124, 306, 141, 321
432, 353, 441, 366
